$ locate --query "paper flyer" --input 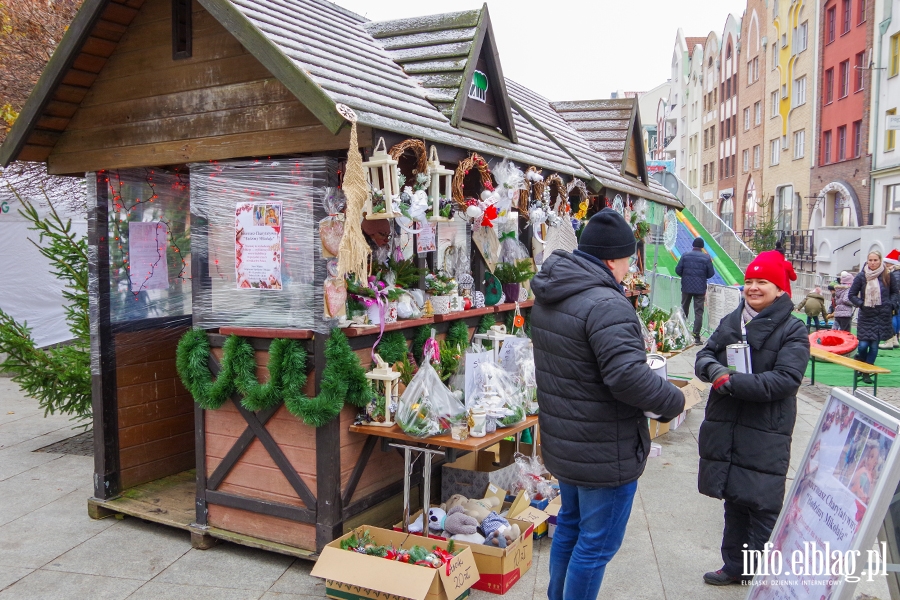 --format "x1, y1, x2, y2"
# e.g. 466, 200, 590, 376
235, 201, 283, 290
128, 221, 169, 291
